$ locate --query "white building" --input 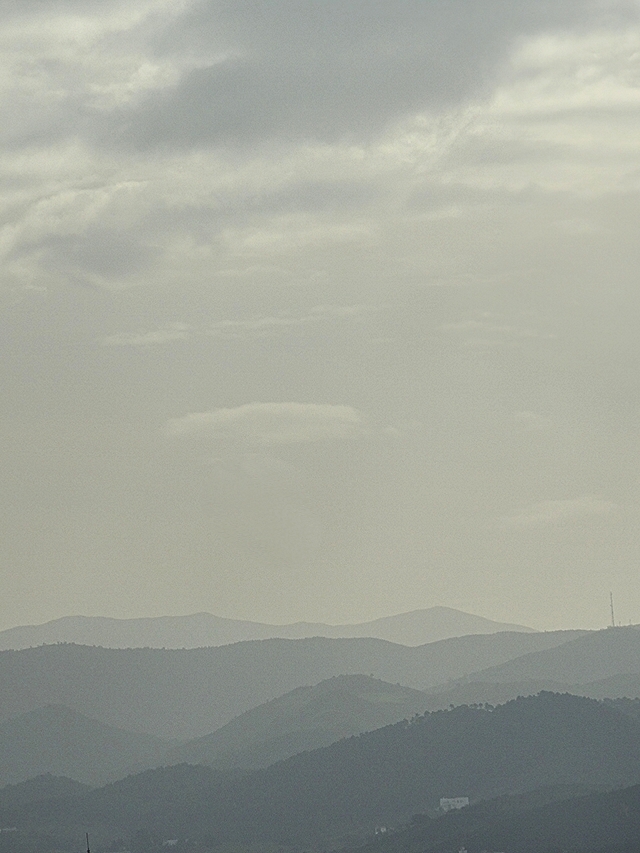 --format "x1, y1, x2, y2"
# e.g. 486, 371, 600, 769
439, 797, 469, 812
